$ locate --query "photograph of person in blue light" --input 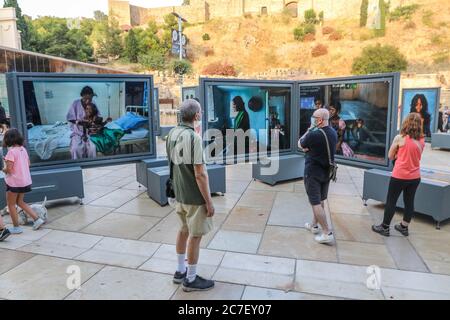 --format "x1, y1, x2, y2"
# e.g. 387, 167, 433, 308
206, 85, 291, 158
